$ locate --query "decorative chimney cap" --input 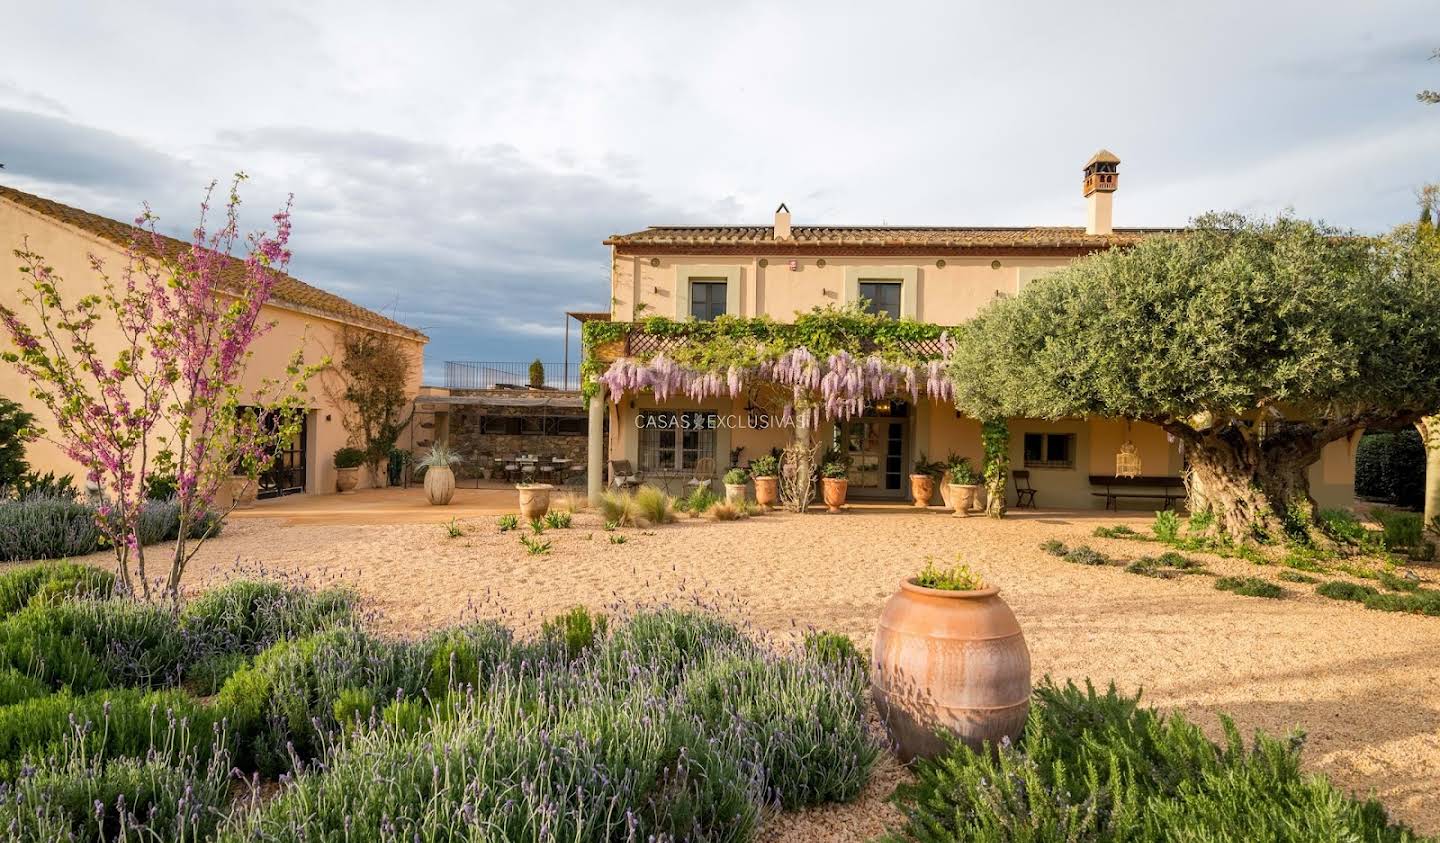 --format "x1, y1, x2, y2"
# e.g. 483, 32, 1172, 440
1084, 149, 1120, 169
776, 202, 789, 213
